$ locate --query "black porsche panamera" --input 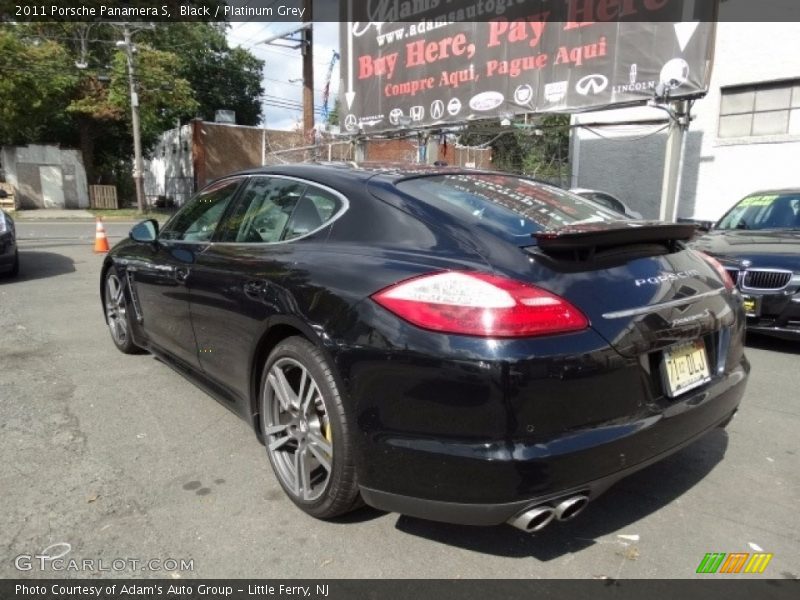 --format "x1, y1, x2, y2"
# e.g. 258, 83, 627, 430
101, 164, 749, 532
